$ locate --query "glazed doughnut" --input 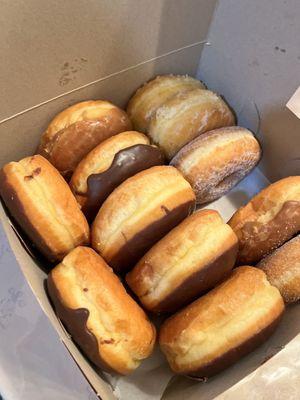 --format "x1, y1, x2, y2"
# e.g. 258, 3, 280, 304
47, 247, 156, 375
0, 155, 89, 262
170, 127, 261, 204
258, 235, 300, 303
229, 176, 300, 264
91, 166, 196, 273
159, 266, 284, 377
127, 74, 205, 132
70, 131, 165, 221
148, 88, 235, 159
126, 210, 238, 313
37, 100, 131, 178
